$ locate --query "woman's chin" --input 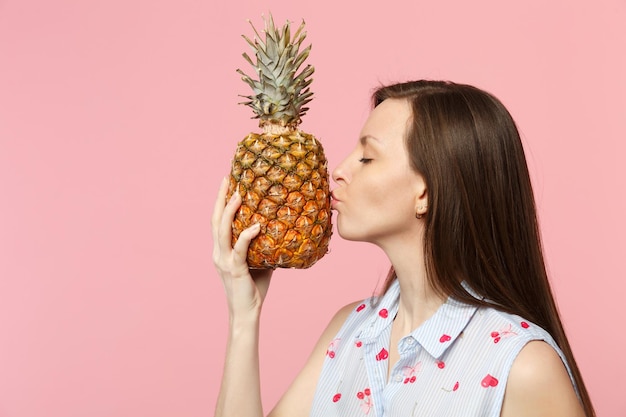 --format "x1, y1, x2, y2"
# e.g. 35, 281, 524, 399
335, 224, 365, 242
